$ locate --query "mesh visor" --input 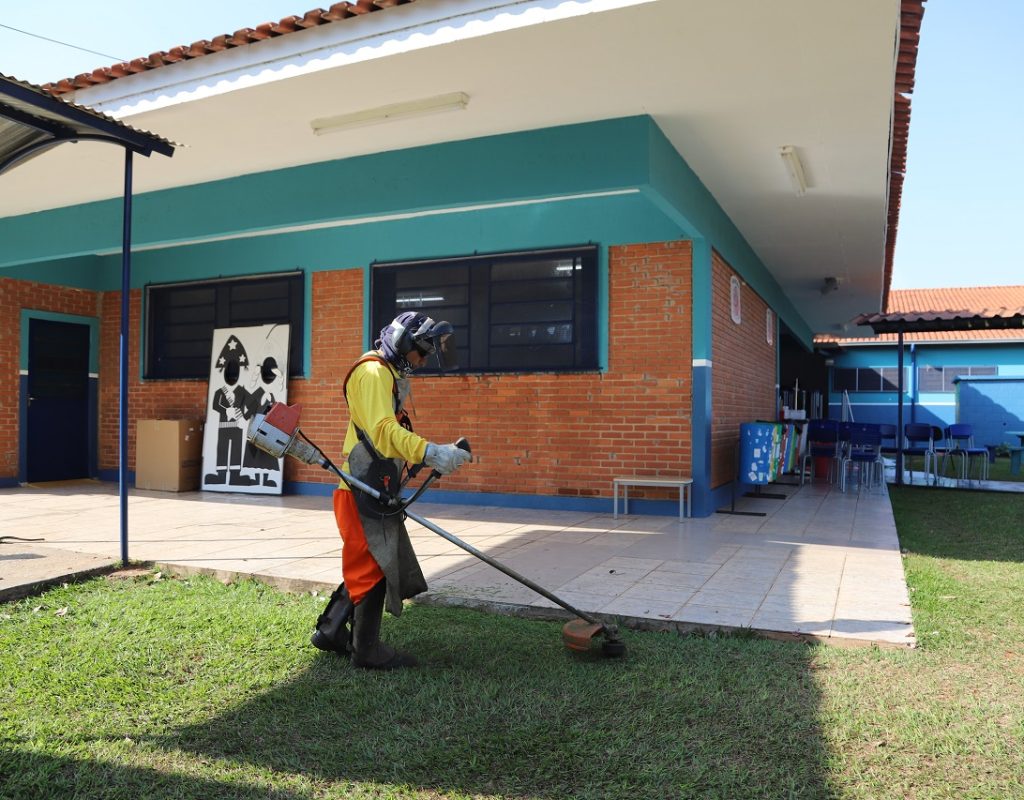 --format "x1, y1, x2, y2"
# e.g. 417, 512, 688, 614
412, 318, 457, 370
435, 331, 458, 370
